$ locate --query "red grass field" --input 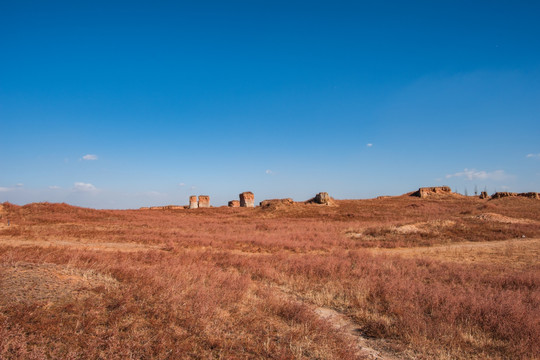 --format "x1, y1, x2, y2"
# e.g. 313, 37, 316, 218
1, 195, 539, 359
